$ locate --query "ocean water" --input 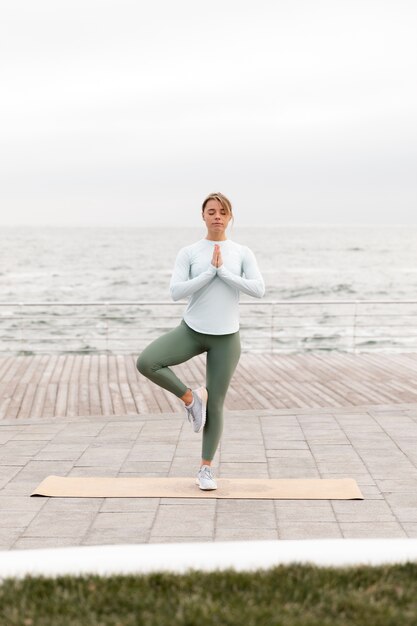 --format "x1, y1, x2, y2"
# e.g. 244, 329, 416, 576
1, 225, 416, 353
